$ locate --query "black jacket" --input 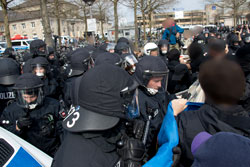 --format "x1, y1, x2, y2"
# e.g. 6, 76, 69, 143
137, 87, 173, 157
52, 131, 120, 167
0, 85, 15, 116
176, 104, 250, 166
43, 77, 59, 99
167, 60, 179, 93
0, 97, 63, 156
